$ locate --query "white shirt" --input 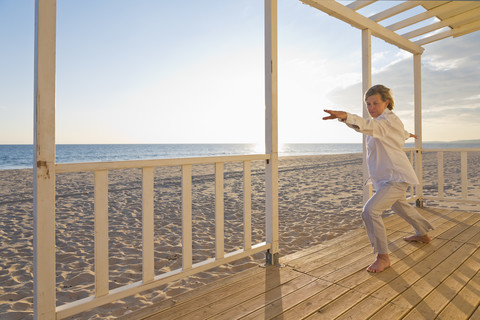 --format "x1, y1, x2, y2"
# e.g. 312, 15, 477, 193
341, 109, 419, 190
